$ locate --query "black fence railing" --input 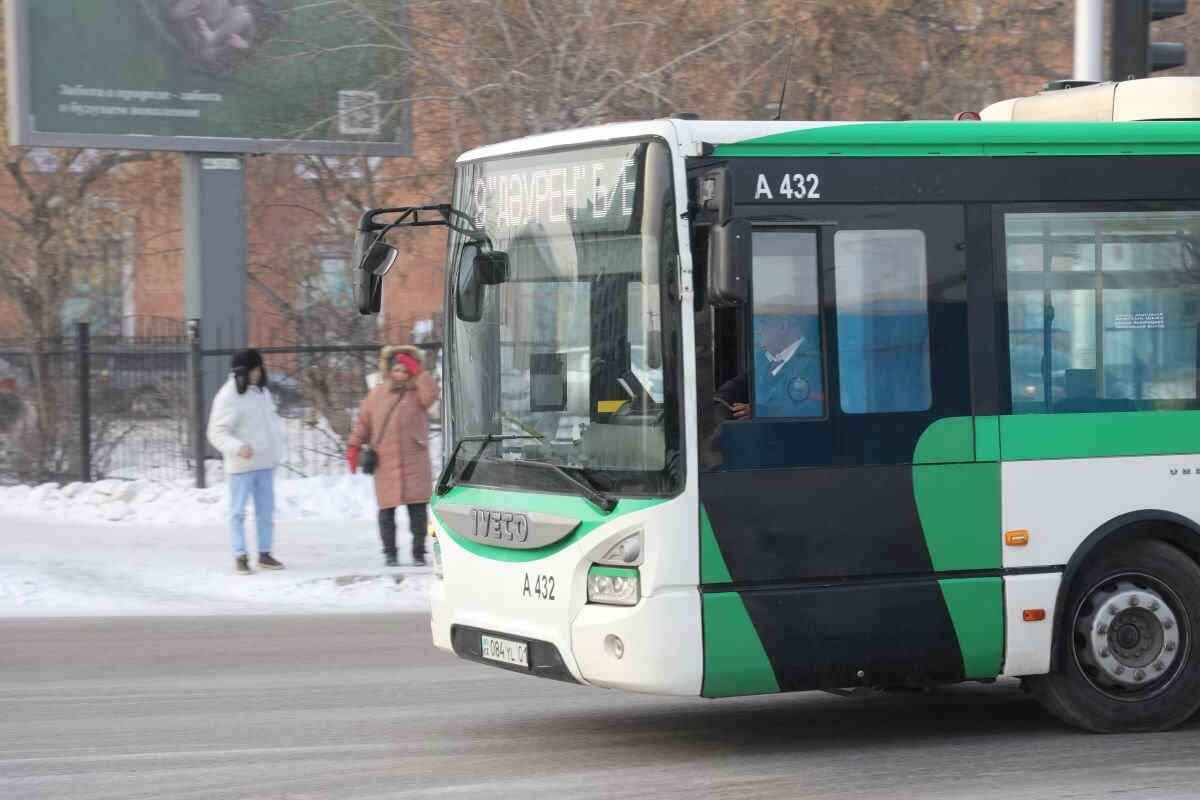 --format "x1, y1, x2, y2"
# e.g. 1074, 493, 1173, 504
0, 322, 441, 487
